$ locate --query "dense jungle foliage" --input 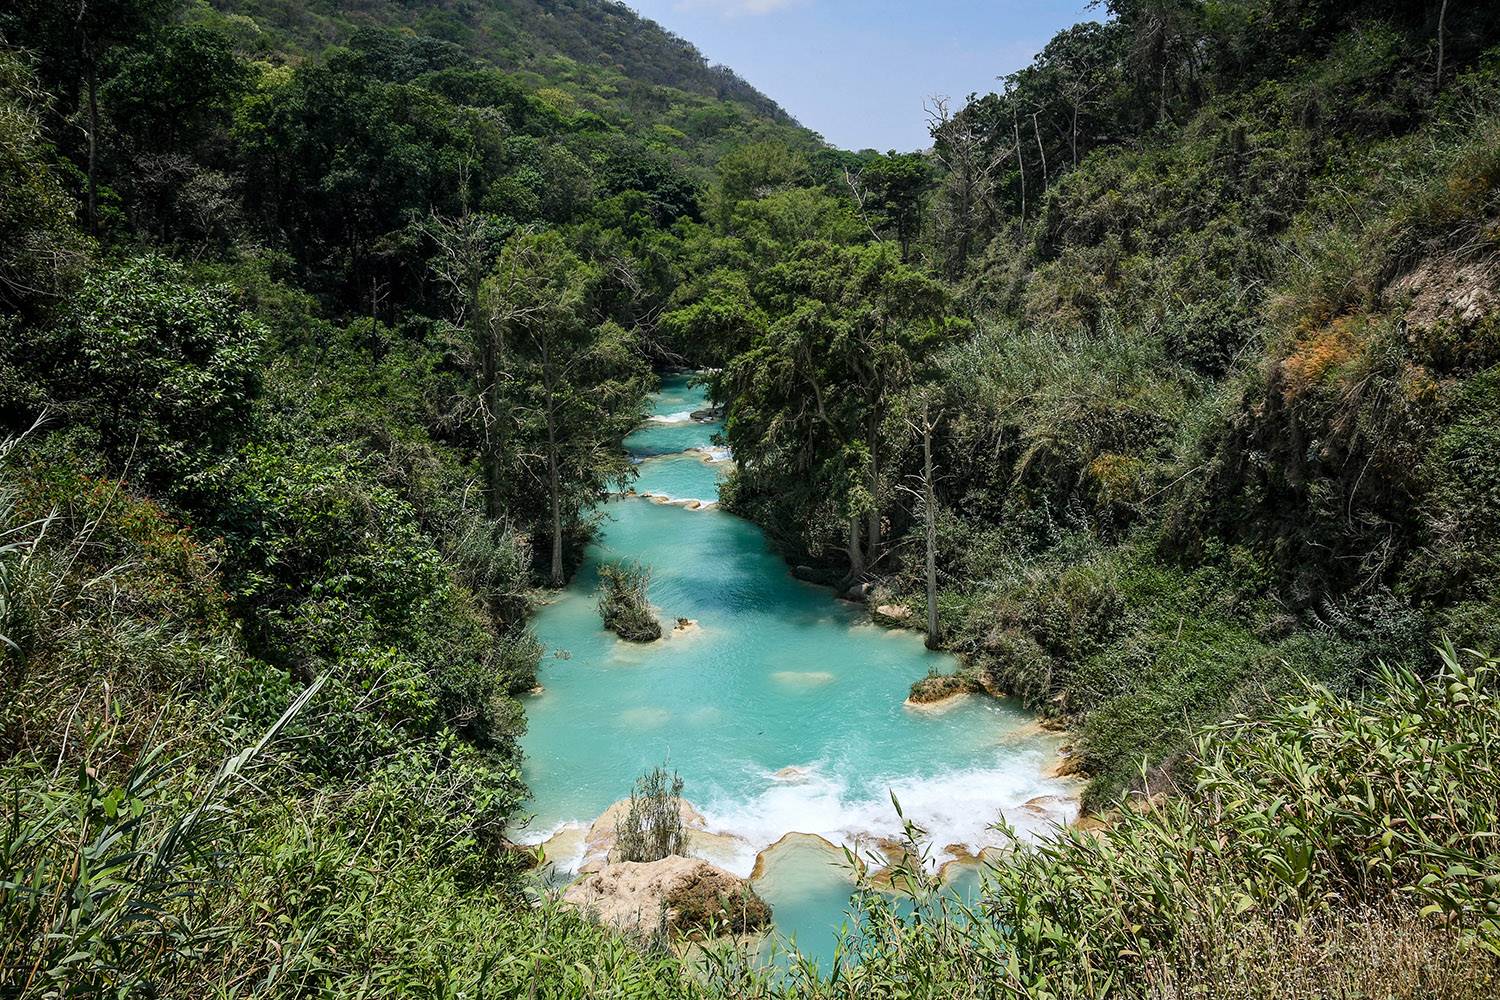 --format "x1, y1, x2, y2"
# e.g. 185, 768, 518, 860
3, 0, 1500, 995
